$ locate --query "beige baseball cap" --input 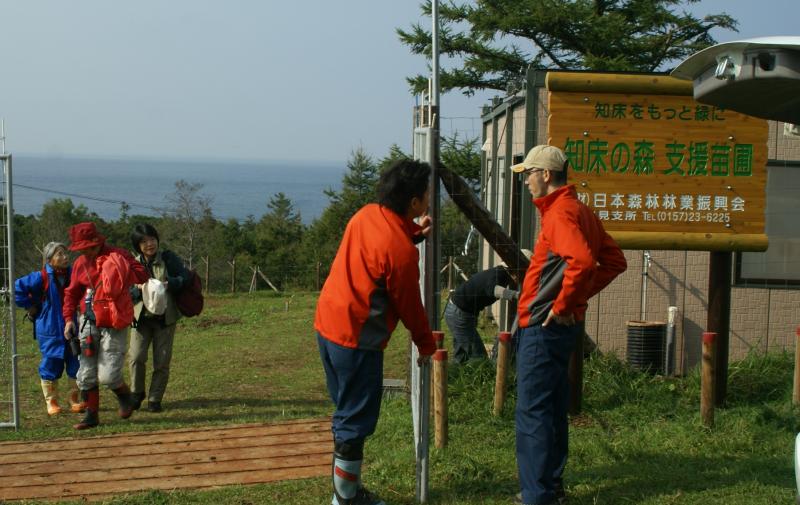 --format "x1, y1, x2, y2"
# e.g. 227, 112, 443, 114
510, 145, 568, 173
